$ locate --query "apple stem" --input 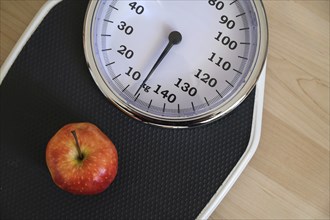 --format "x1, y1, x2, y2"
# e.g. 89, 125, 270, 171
71, 130, 84, 160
